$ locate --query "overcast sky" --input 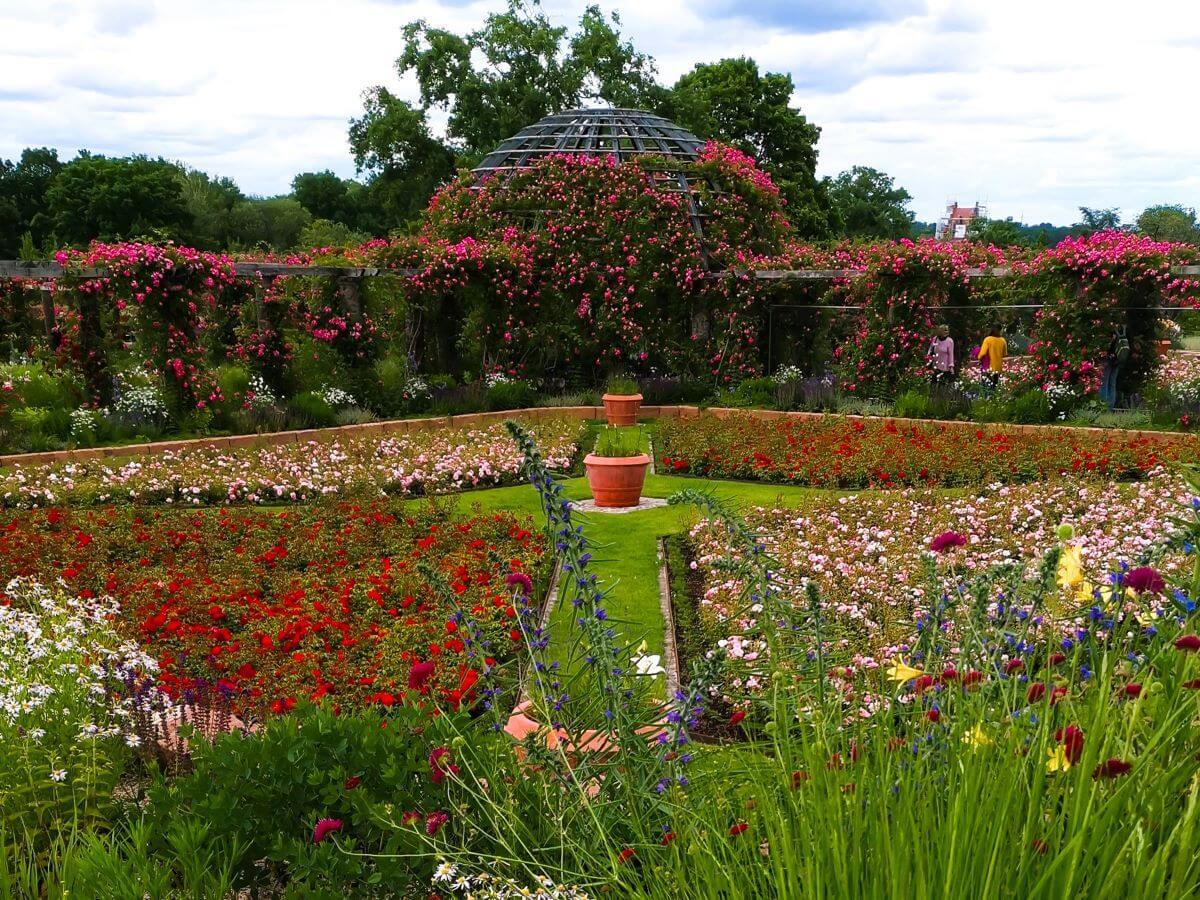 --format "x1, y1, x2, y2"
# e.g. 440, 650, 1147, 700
1, 0, 1197, 225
